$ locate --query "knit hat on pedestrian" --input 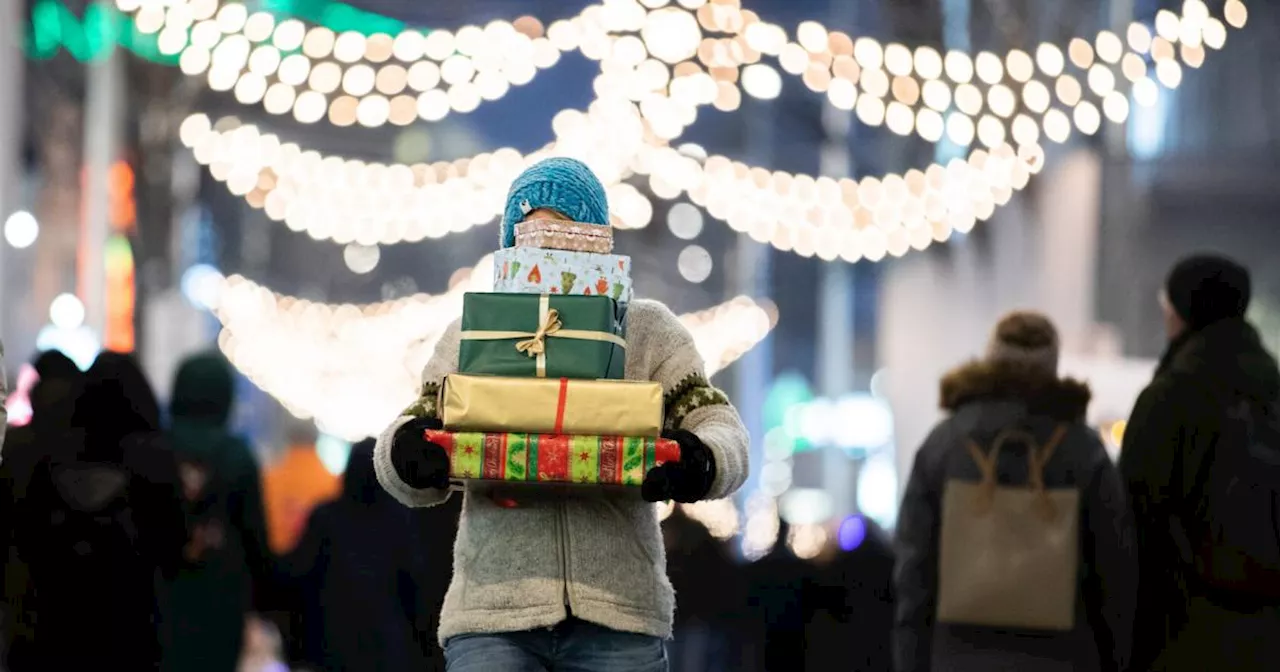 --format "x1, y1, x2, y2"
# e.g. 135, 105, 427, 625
985, 311, 1060, 374
500, 157, 610, 248
1163, 254, 1251, 331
